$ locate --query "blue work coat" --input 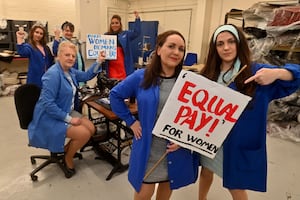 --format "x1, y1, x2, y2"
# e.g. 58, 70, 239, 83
28, 62, 101, 152
16, 43, 54, 88
110, 69, 199, 192
223, 63, 300, 192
